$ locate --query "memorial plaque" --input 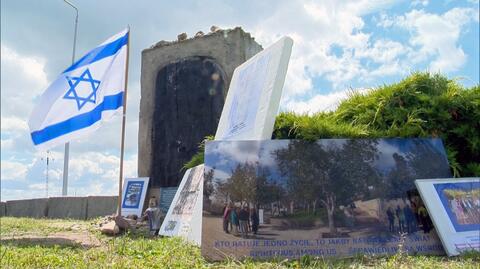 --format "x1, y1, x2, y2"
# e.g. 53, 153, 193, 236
416, 178, 480, 256
121, 177, 149, 217
159, 165, 204, 244
215, 36, 293, 140
202, 139, 451, 260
